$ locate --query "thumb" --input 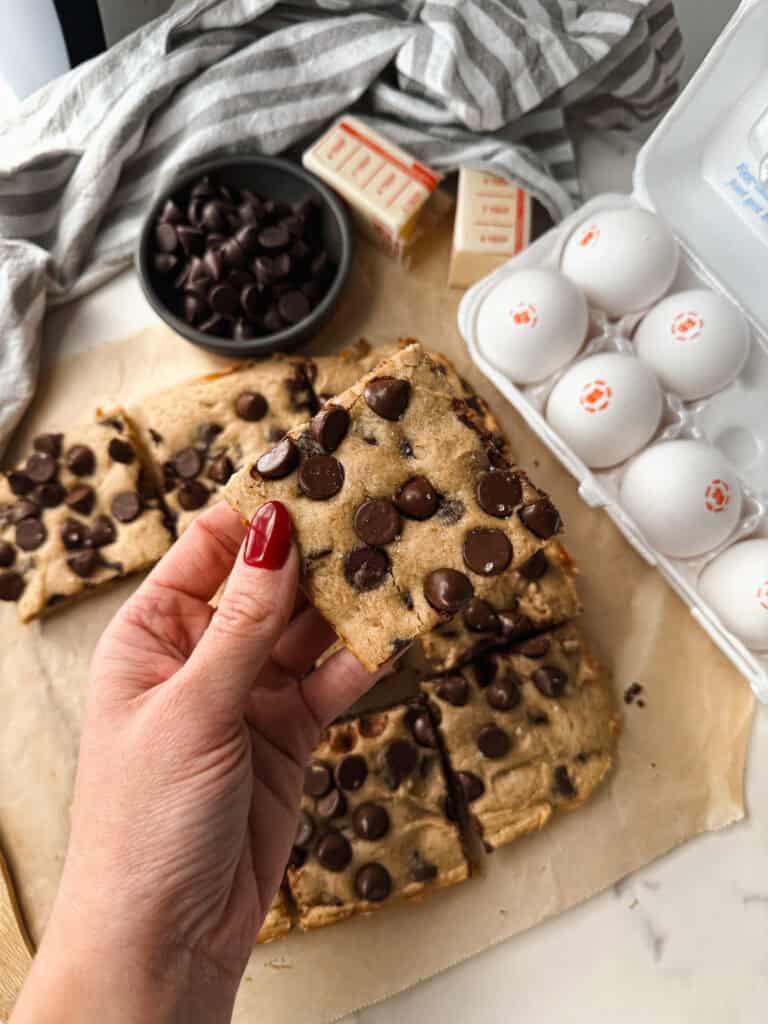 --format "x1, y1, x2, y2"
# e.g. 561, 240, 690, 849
181, 501, 298, 717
